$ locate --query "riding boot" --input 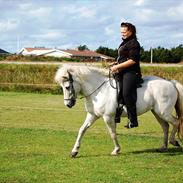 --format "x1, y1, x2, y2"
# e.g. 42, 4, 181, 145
115, 104, 123, 123
124, 105, 138, 128
115, 92, 124, 123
